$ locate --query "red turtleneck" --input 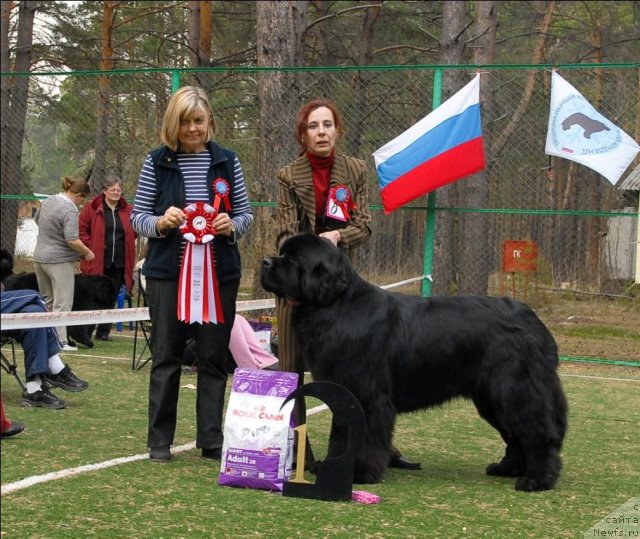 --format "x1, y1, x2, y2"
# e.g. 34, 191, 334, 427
307, 149, 335, 222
